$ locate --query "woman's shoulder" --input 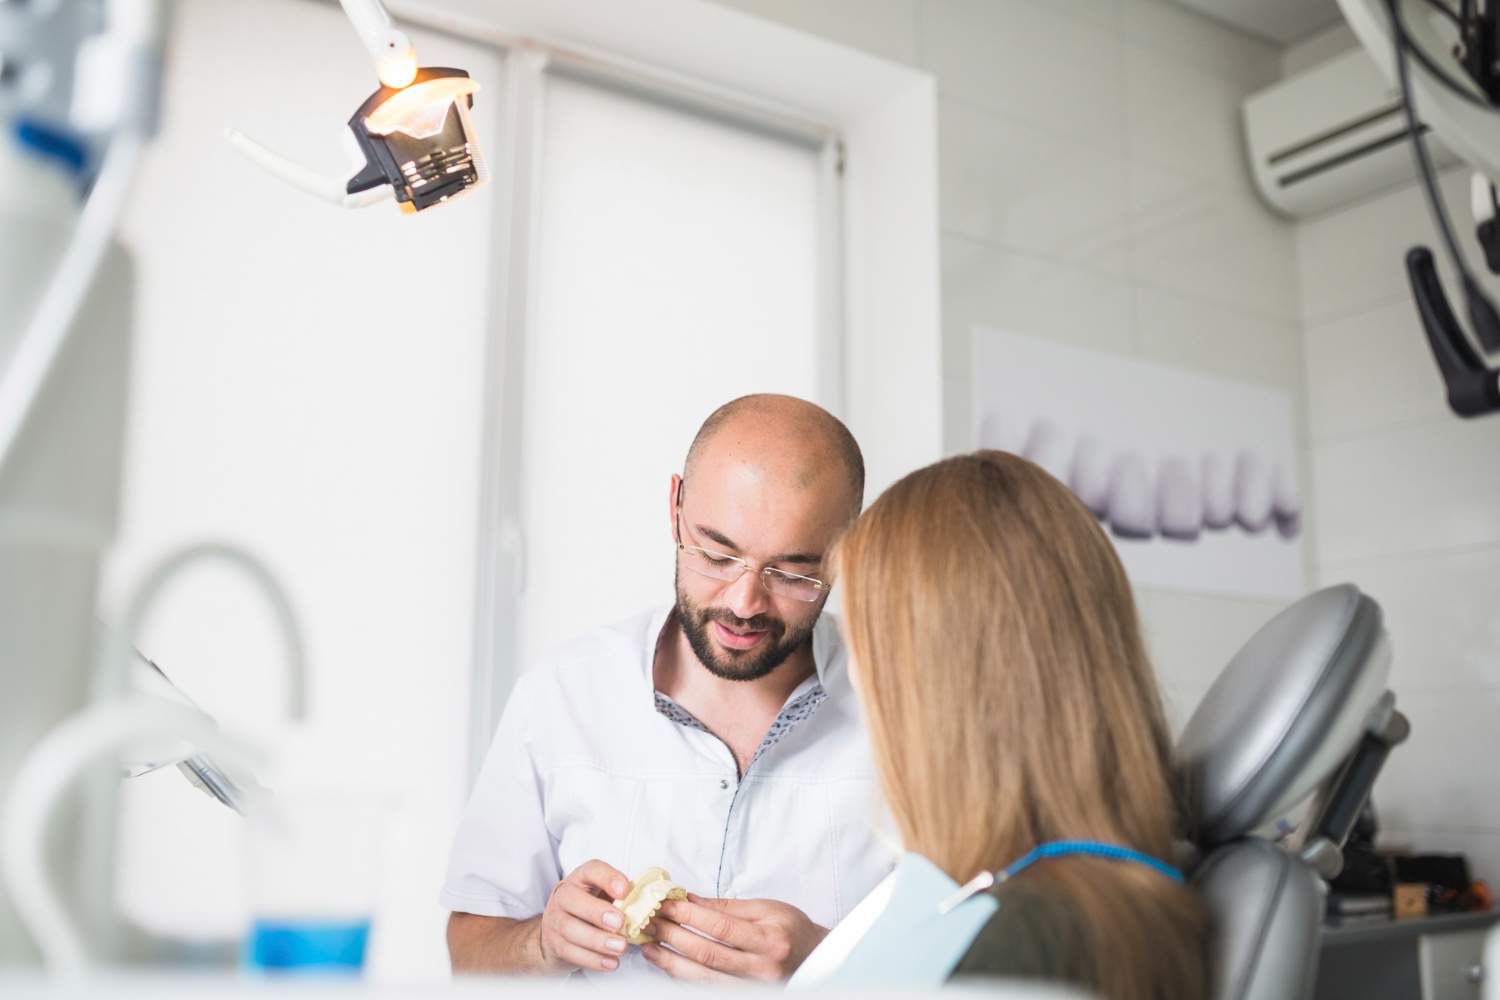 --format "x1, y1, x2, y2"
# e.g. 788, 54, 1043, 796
949, 883, 1097, 985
